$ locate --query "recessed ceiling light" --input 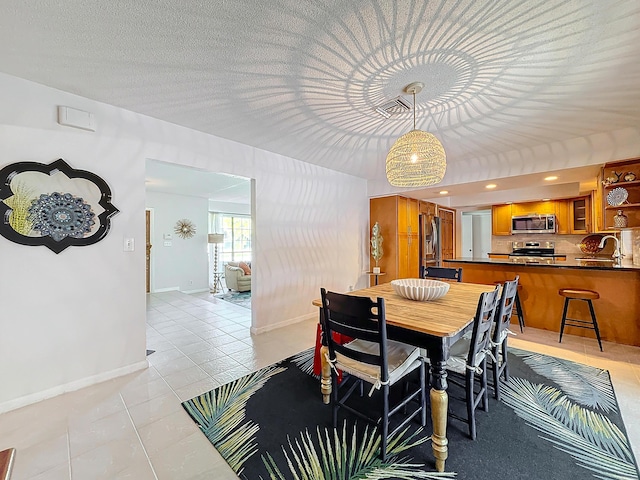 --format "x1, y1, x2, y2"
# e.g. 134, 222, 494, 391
485, 184, 497, 189
544, 176, 558, 181
439, 190, 449, 195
